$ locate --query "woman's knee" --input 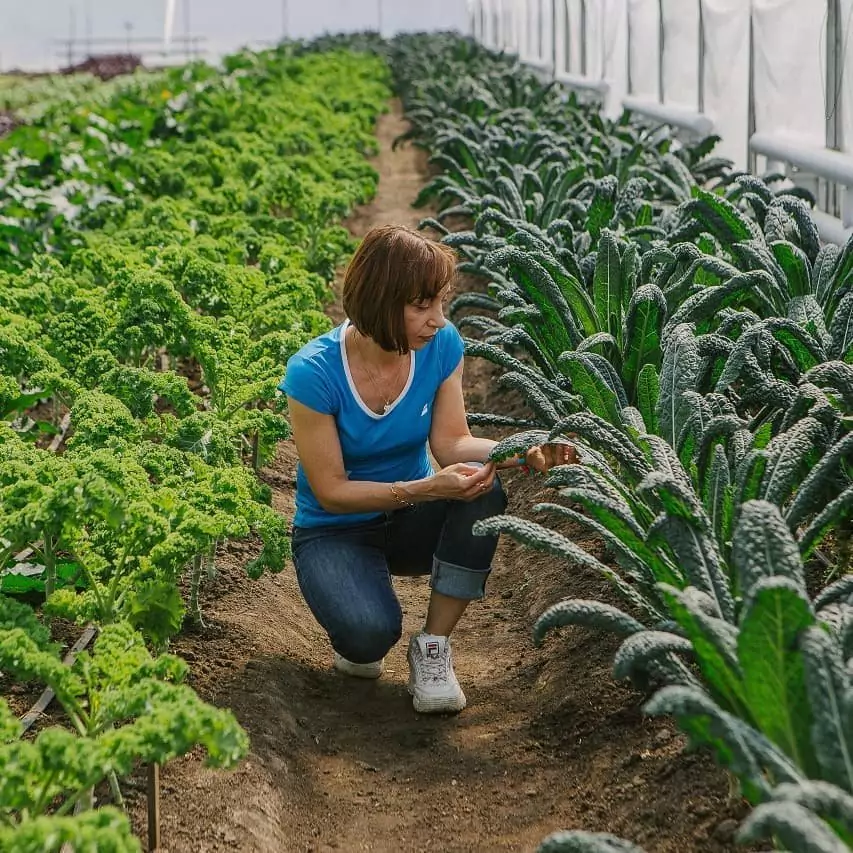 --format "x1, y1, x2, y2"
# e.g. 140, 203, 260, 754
331, 613, 402, 663
470, 474, 508, 518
